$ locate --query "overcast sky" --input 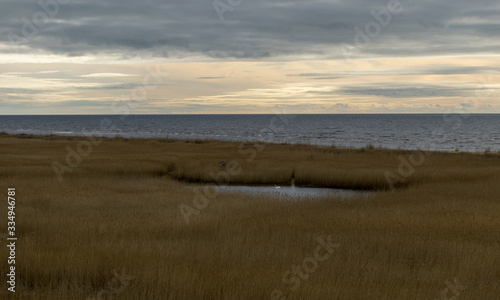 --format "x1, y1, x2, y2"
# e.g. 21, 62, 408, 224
0, 0, 499, 114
